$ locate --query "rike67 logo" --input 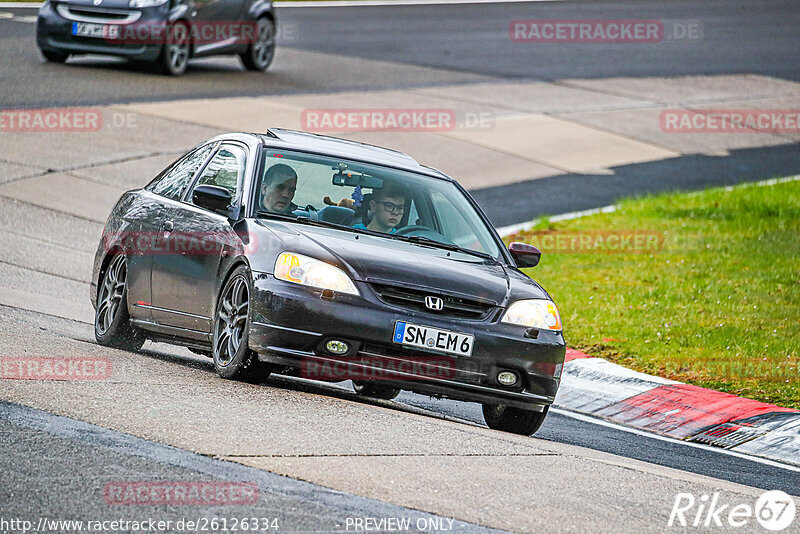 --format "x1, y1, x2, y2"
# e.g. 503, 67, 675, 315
669, 490, 796, 531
